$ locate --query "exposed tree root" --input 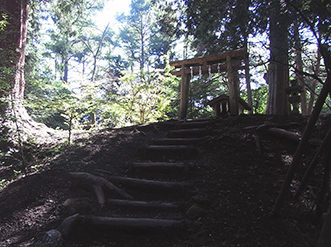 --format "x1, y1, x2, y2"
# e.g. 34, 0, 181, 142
58, 213, 80, 239
265, 127, 301, 143
70, 172, 133, 207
